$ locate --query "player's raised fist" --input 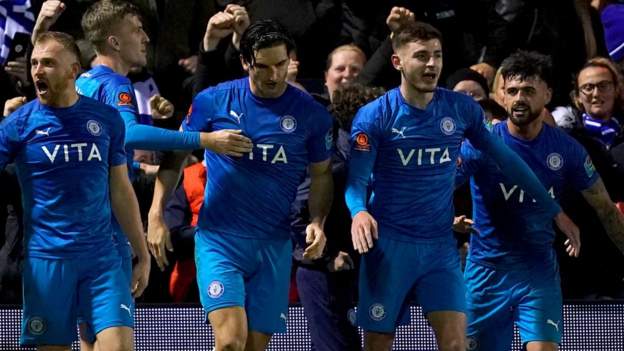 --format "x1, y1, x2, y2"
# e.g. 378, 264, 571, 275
149, 95, 174, 119
32, 1, 66, 44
